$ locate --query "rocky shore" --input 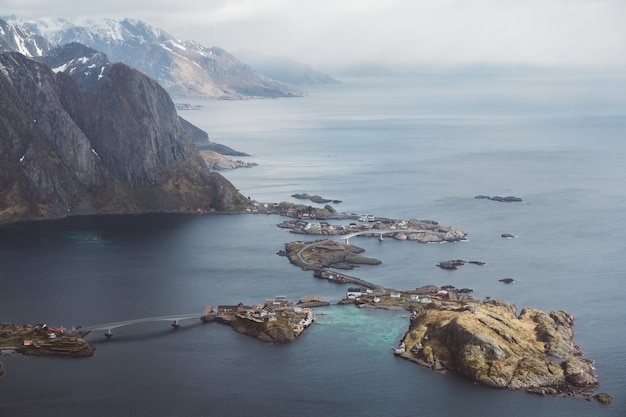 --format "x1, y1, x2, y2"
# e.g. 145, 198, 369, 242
391, 297, 599, 397
199, 150, 258, 170
211, 314, 300, 343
